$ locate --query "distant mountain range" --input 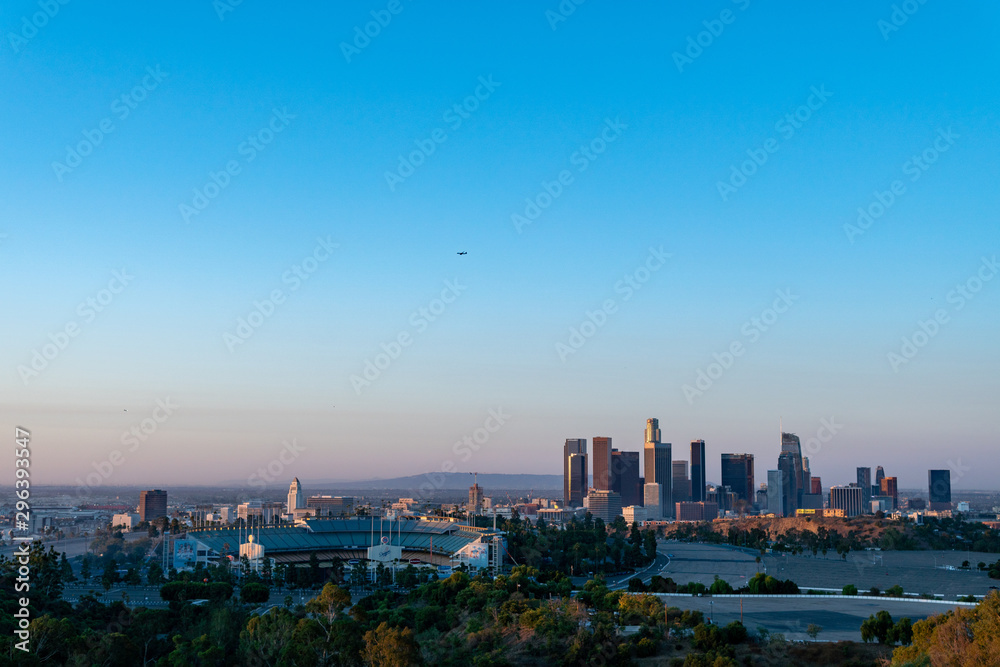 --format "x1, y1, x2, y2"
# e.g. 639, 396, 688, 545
300, 472, 562, 491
